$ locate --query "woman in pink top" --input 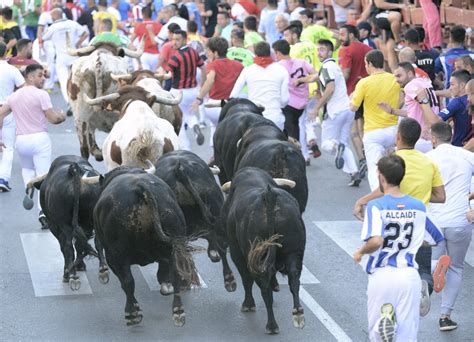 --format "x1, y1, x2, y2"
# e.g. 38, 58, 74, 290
0, 64, 65, 228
